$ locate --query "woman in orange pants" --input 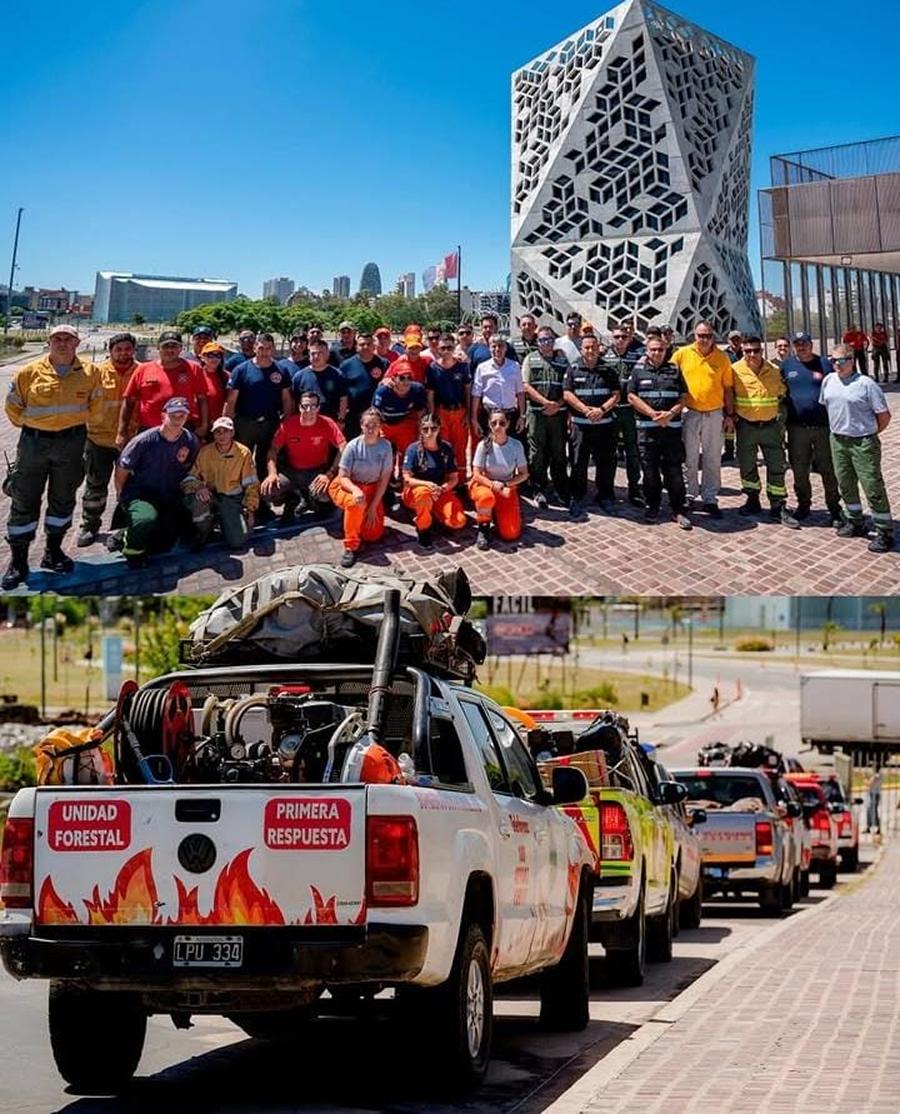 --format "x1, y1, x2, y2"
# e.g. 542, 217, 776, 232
327, 409, 394, 567
401, 415, 467, 551
469, 411, 530, 549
